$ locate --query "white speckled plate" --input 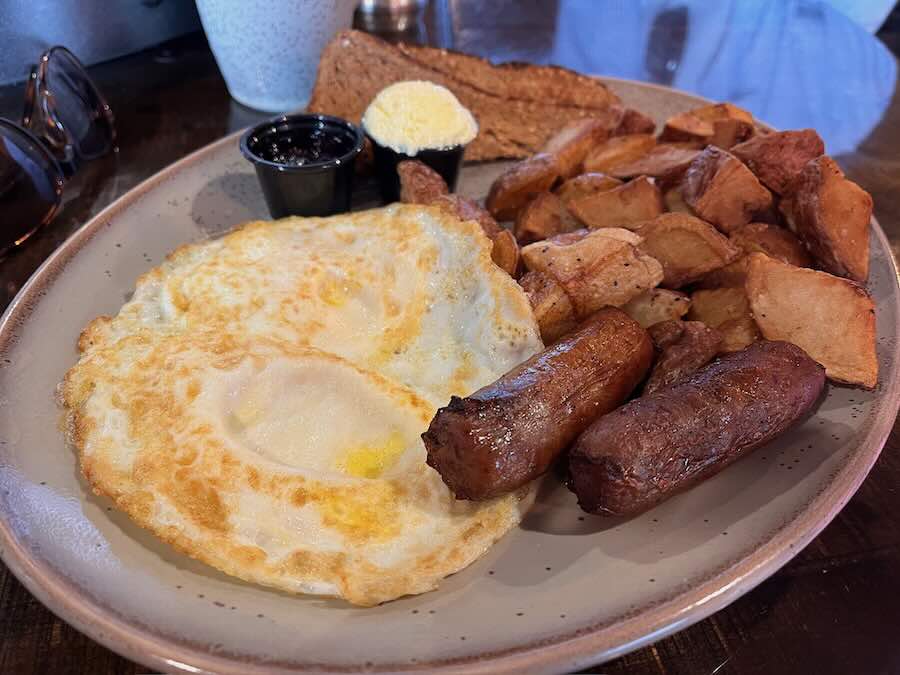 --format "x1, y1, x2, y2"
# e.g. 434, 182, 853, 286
0, 79, 898, 675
